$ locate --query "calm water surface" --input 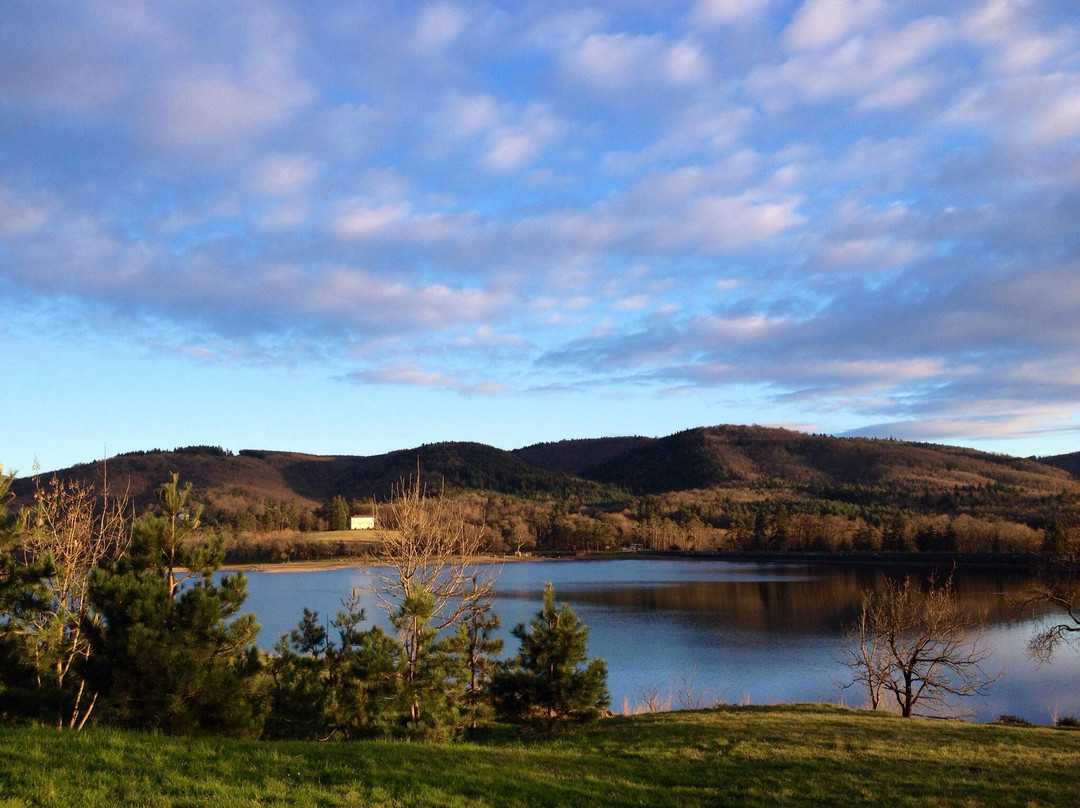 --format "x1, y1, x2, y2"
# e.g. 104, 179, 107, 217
237, 558, 1080, 724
